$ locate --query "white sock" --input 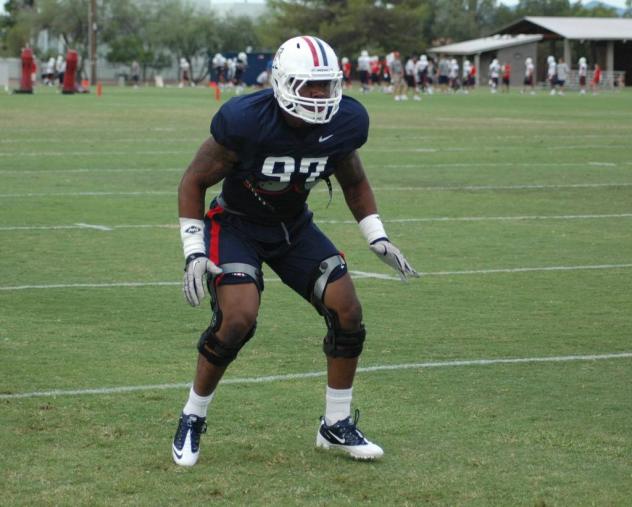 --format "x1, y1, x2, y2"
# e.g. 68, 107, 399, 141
325, 386, 353, 425
183, 387, 215, 418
